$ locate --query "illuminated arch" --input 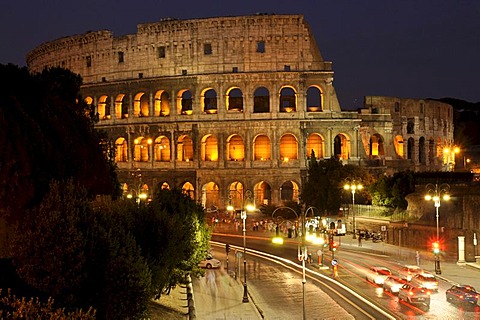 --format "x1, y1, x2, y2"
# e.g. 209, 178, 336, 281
154, 90, 170, 116
97, 95, 111, 120
115, 94, 127, 119
227, 134, 245, 161
394, 135, 404, 159
154, 135, 170, 162
134, 92, 149, 117
182, 182, 195, 199
228, 181, 244, 210
115, 137, 128, 162
202, 182, 220, 210
279, 133, 298, 161
177, 89, 193, 115
280, 180, 299, 202
253, 135, 271, 160
177, 135, 194, 161
369, 133, 385, 158
333, 134, 350, 160
134, 136, 152, 162
306, 133, 324, 158
201, 134, 218, 161
254, 181, 271, 206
